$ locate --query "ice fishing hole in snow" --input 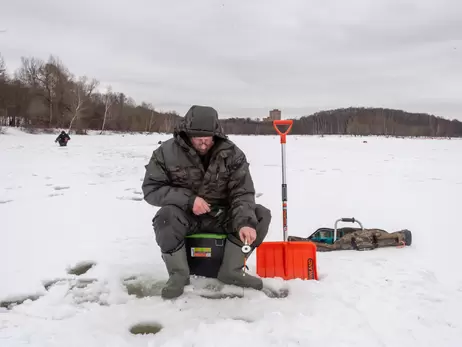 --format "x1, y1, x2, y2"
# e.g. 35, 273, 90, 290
43, 277, 98, 291
0, 294, 42, 310
66, 260, 96, 276
122, 276, 164, 298
129, 322, 163, 335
